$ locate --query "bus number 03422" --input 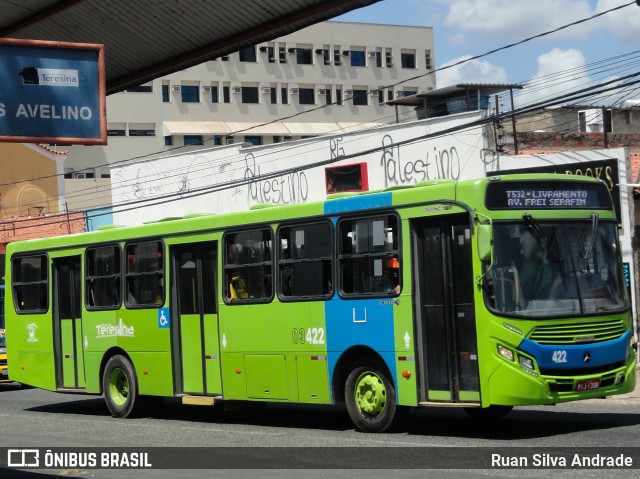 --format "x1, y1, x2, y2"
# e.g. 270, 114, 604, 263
291, 327, 325, 345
